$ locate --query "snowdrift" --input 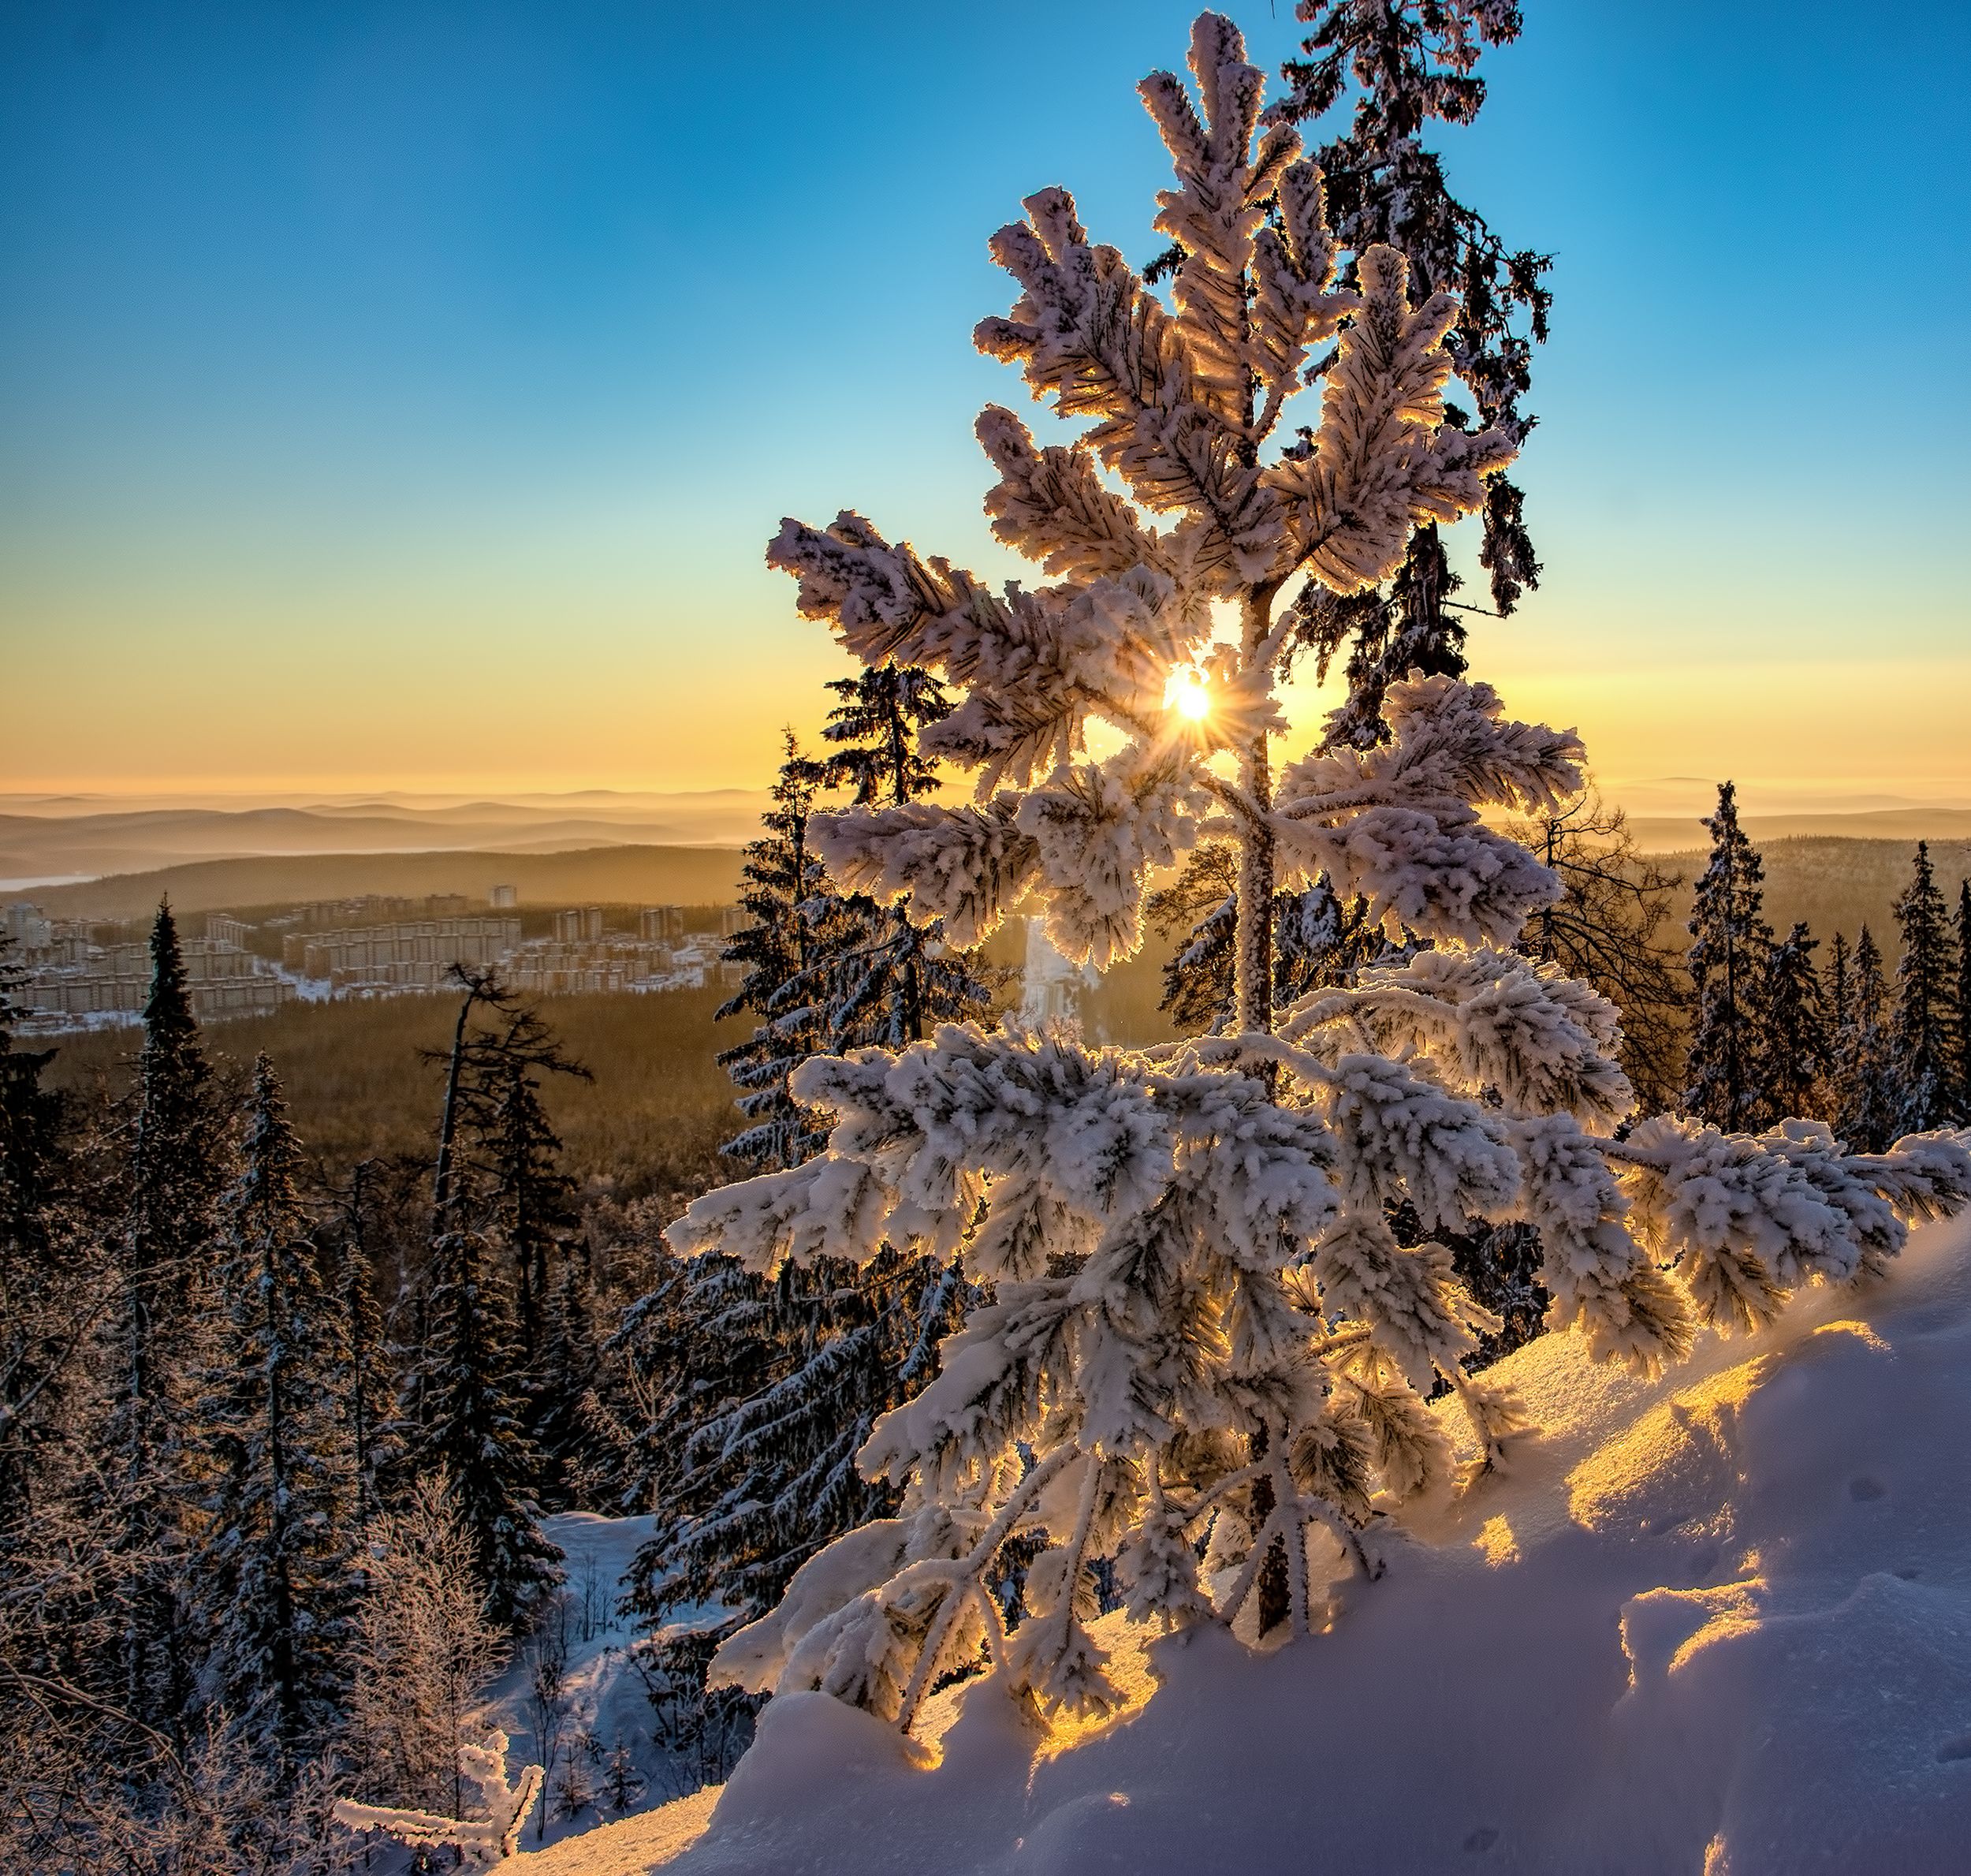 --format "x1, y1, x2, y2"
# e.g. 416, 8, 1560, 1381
542, 1210, 1971, 1873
